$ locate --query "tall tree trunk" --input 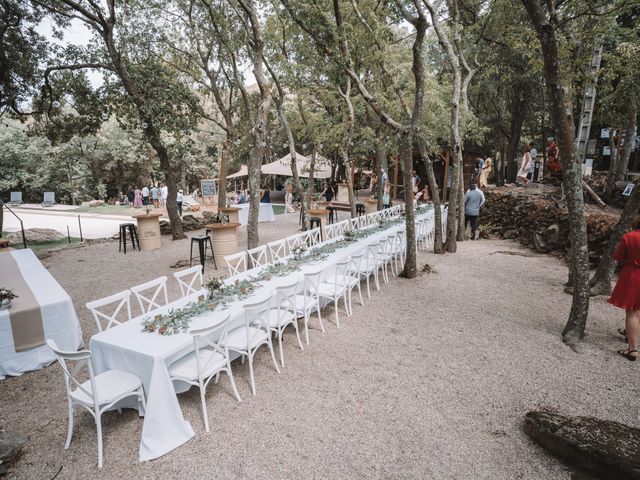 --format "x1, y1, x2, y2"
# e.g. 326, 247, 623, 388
400, 132, 417, 278
339, 146, 357, 218
607, 128, 619, 179
456, 172, 465, 241
180, 158, 187, 193
505, 87, 526, 183
522, 0, 590, 345
375, 139, 387, 211
218, 139, 230, 209
617, 103, 638, 180
306, 147, 317, 211
419, 142, 444, 253
590, 180, 640, 295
